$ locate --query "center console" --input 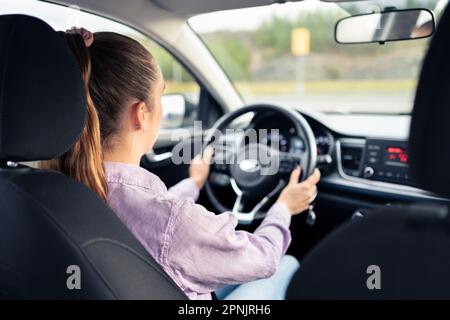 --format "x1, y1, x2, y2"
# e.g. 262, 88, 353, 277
338, 138, 416, 187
